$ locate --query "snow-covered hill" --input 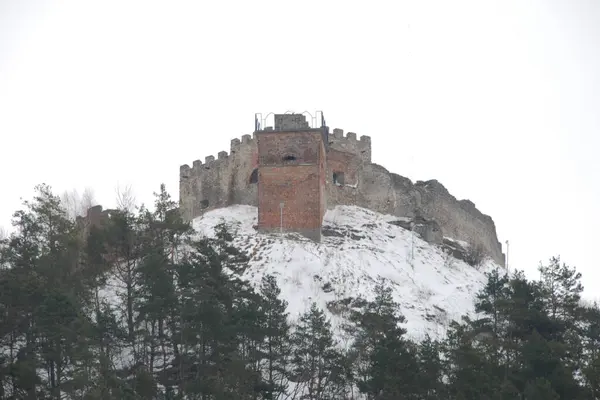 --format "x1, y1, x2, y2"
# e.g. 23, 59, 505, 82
192, 205, 500, 341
